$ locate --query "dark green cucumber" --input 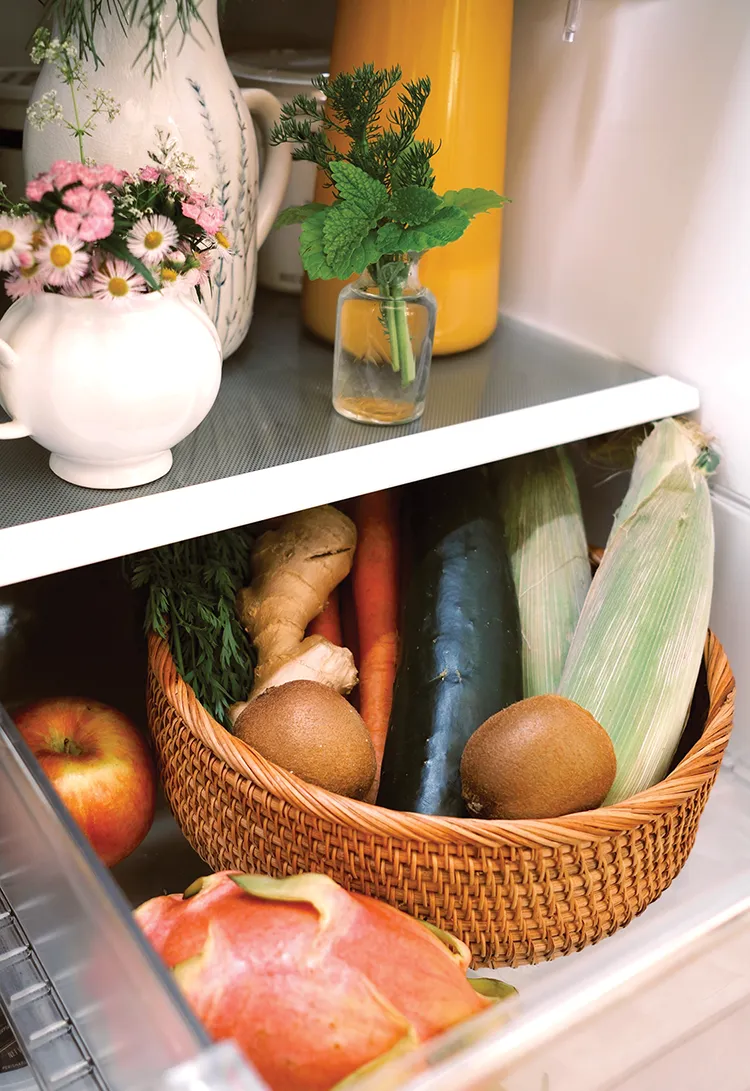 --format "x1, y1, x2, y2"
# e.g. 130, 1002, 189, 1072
377, 468, 522, 816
